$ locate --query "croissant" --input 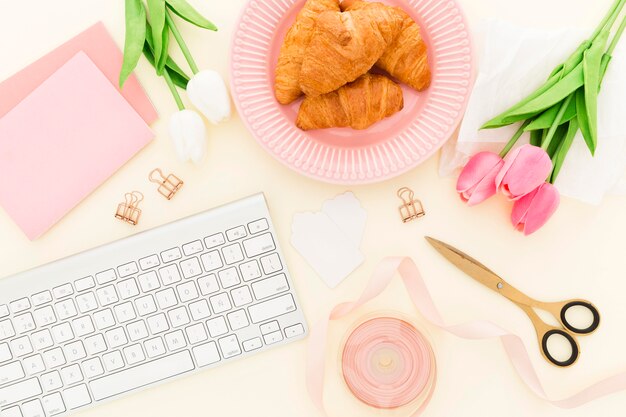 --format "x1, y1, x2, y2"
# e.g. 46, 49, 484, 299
296, 73, 404, 130
298, 6, 403, 97
343, 0, 431, 91
274, 0, 340, 105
